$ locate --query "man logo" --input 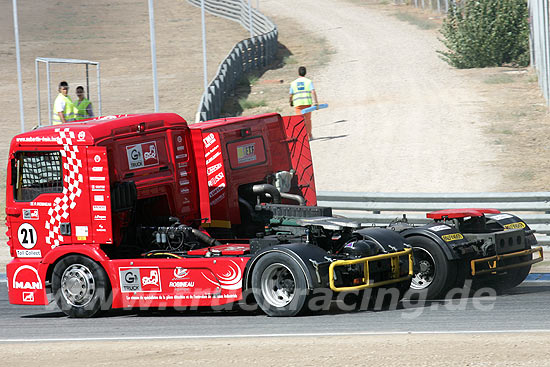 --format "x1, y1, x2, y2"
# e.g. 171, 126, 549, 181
13, 265, 42, 290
